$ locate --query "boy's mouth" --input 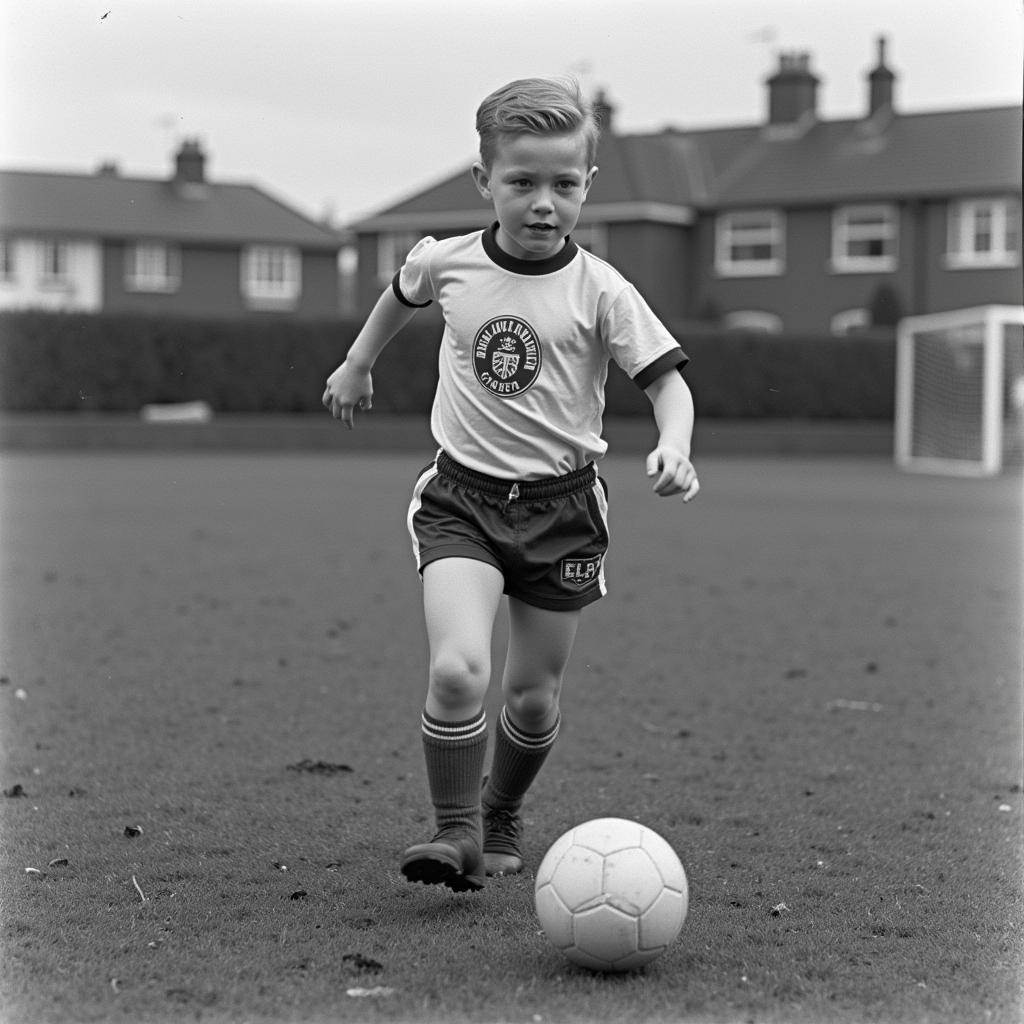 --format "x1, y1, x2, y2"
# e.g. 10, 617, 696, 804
527, 223, 557, 233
